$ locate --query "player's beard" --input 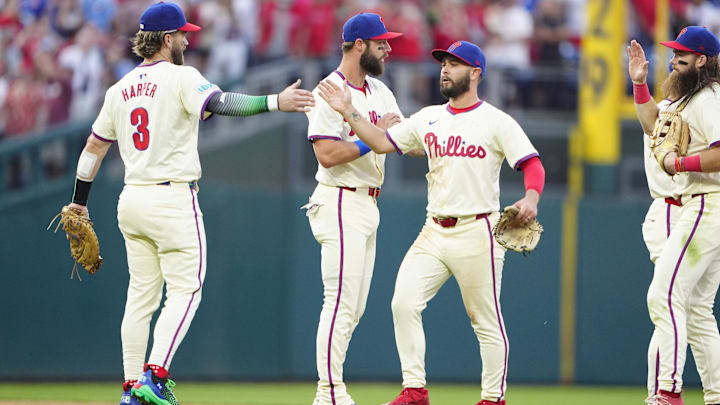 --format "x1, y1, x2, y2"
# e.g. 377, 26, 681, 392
439, 71, 471, 99
170, 40, 184, 65
360, 48, 384, 76
661, 66, 698, 99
